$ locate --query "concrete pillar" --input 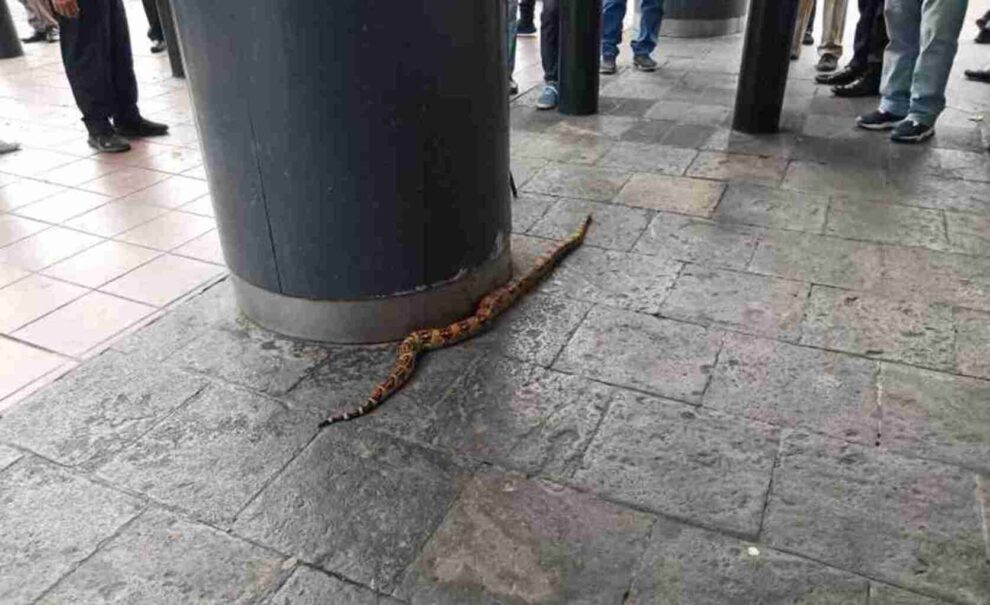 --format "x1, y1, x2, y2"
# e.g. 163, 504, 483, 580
154, 0, 183, 78
661, 0, 748, 38
733, 0, 800, 133
559, 0, 602, 115
170, 0, 512, 343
